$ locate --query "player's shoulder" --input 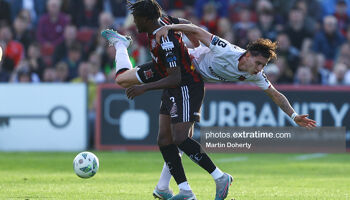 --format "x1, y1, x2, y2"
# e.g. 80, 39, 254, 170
159, 15, 179, 25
